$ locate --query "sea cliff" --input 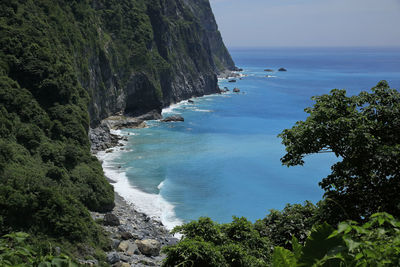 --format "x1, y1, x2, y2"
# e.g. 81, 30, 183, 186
0, 0, 234, 263
86, 0, 235, 126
